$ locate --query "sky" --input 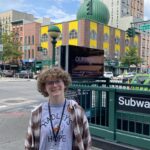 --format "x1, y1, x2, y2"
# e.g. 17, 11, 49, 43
0, 0, 150, 23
